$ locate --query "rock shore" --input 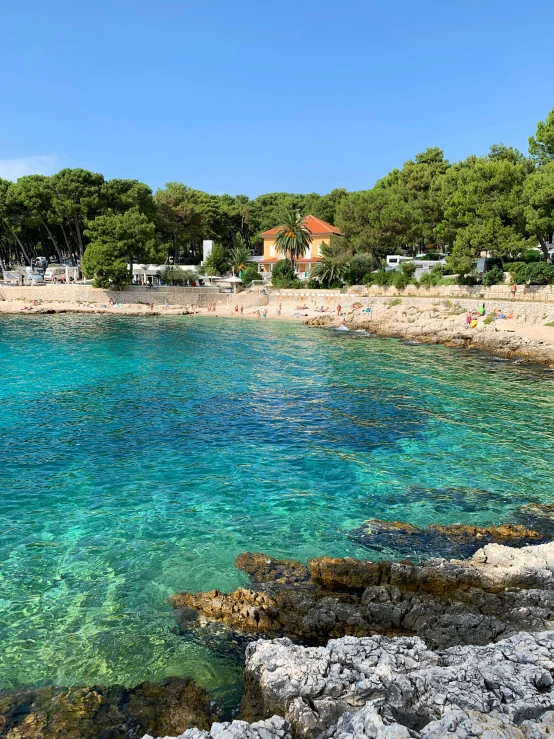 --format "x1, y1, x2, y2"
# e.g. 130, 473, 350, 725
0, 676, 216, 738
306, 304, 554, 366
170, 542, 554, 650
349, 520, 546, 560
143, 632, 554, 738
241, 631, 554, 737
